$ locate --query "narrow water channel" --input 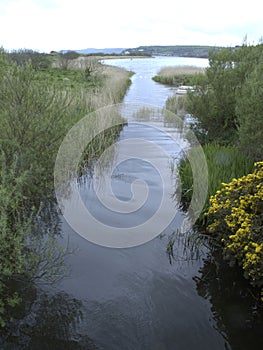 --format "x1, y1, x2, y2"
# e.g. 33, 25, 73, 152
56, 56, 224, 349
53, 57, 262, 350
